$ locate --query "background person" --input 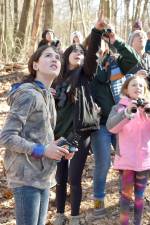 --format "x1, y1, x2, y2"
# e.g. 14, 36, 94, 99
52, 12, 105, 225
38, 29, 55, 48
127, 29, 150, 86
70, 31, 83, 45
145, 30, 150, 54
89, 26, 142, 219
